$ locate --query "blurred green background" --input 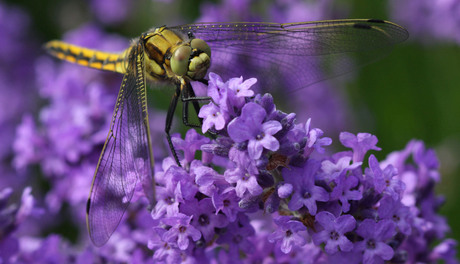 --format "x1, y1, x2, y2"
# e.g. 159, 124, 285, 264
6, 0, 460, 249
